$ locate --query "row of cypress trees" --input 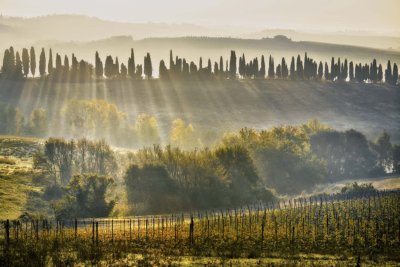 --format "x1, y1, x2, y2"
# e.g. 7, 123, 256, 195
1, 46, 399, 85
